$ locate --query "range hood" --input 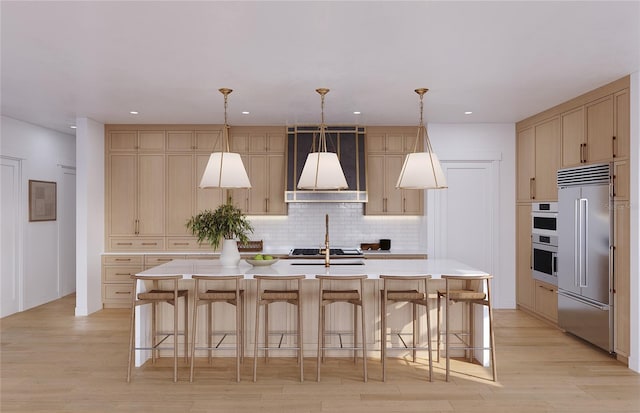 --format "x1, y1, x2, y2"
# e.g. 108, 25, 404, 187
285, 125, 367, 203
